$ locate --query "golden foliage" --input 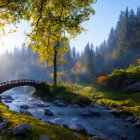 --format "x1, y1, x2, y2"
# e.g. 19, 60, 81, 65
25, 0, 95, 65
138, 59, 140, 64
97, 76, 109, 86
0, 0, 96, 68
75, 61, 82, 73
